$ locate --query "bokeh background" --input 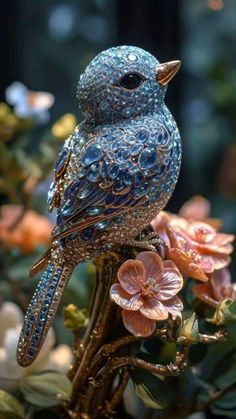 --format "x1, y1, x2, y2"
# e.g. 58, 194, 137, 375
0, 1, 235, 417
